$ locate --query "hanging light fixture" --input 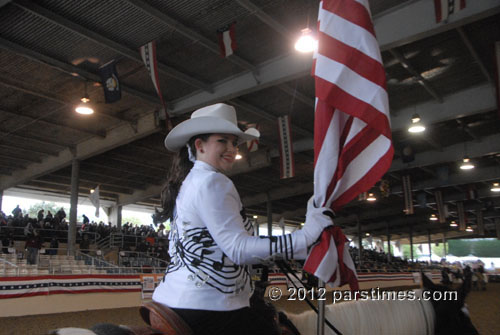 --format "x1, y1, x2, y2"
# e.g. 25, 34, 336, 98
253, 215, 258, 219
429, 214, 438, 221
408, 114, 426, 133
366, 193, 377, 201
459, 157, 475, 170
75, 81, 94, 115
449, 220, 458, 227
491, 182, 500, 192
235, 153, 242, 160
365, 233, 370, 236
294, 28, 317, 53
465, 226, 473, 232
